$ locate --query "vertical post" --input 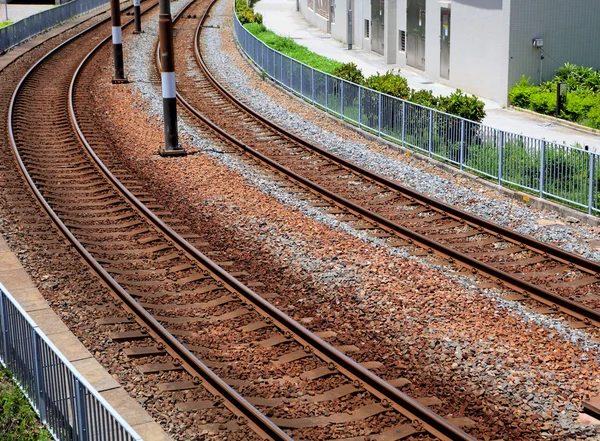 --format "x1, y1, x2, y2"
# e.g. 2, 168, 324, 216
341, 80, 344, 117
32, 331, 47, 423
401, 100, 405, 145
110, 0, 126, 82
158, 0, 185, 156
540, 141, 546, 197
377, 93, 382, 136
296, 0, 299, 12
498, 131, 504, 184
311, 69, 315, 103
347, 0, 352, 50
74, 379, 89, 441
459, 119, 465, 170
3, 0, 8, 22
300, 65, 303, 96
588, 153, 595, 215
357, 86, 361, 127
133, 0, 142, 34
428, 109, 433, 157
0, 292, 9, 366
325, 75, 329, 112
